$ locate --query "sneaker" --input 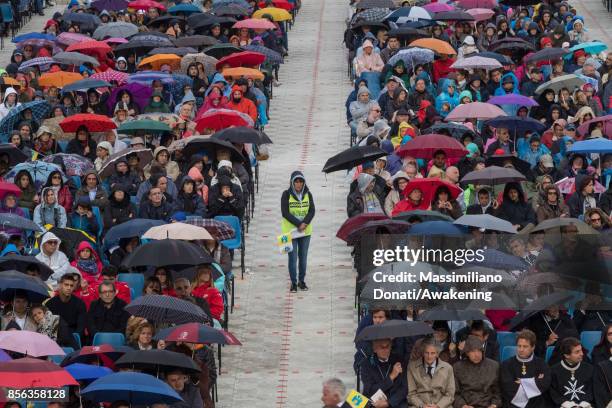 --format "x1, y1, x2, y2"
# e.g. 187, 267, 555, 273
298, 282, 308, 291
290, 283, 297, 293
